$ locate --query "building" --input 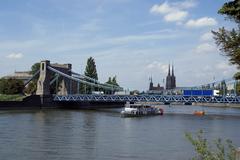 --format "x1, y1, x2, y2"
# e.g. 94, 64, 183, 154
148, 77, 164, 94
3, 71, 32, 84
166, 64, 176, 90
